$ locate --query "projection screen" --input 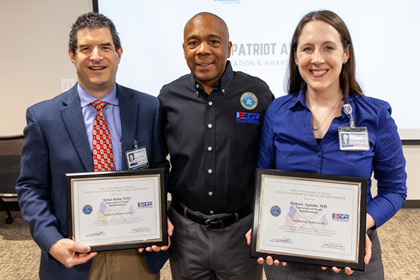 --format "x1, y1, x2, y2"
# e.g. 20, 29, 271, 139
95, 0, 420, 141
